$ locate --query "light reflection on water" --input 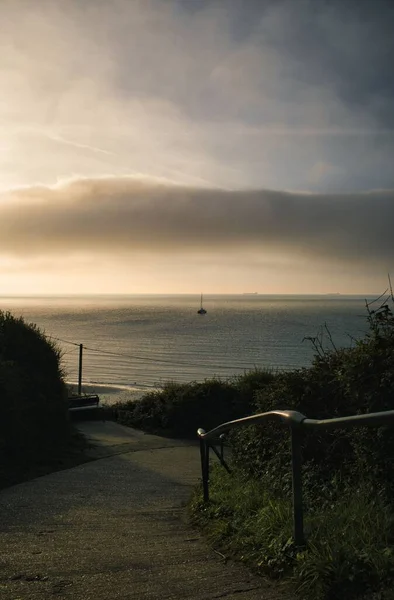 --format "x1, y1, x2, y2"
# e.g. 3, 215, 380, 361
0, 294, 371, 404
